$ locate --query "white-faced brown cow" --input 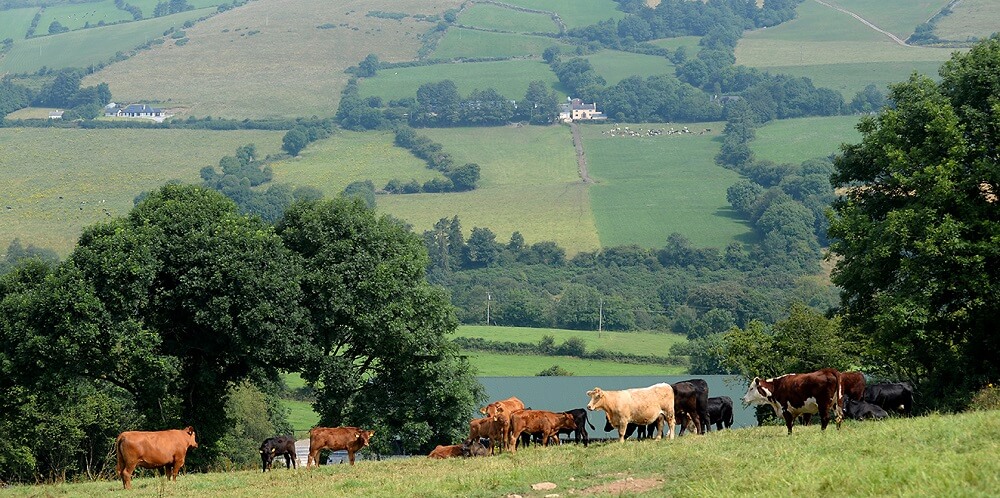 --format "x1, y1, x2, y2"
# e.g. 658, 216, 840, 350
480, 396, 525, 452
507, 409, 576, 453
586, 383, 676, 442
115, 426, 198, 490
307, 426, 374, 467
742, 368, 844, 434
